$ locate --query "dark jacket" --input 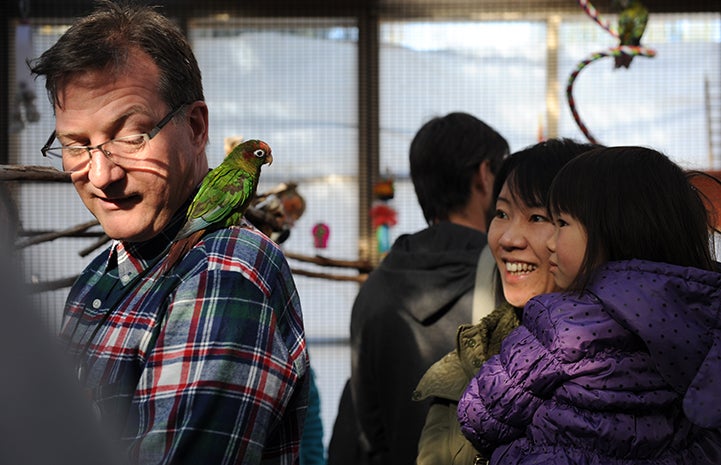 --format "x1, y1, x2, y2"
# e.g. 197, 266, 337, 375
349, 221, 487, 465
327, 379, 369, 465
459, 259, 721, 465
